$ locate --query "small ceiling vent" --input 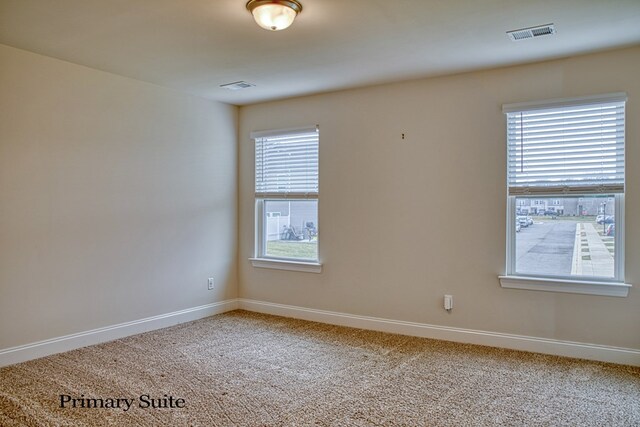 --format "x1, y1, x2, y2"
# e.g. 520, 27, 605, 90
220, 81, 255, 90
507, 24, 555, 41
